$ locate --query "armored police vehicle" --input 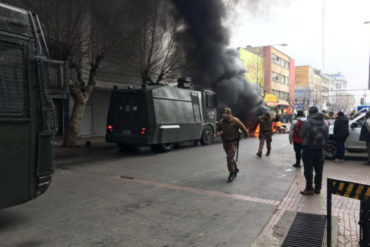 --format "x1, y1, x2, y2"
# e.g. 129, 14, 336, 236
106, 83, 217, 152
0, 3, 66, 209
